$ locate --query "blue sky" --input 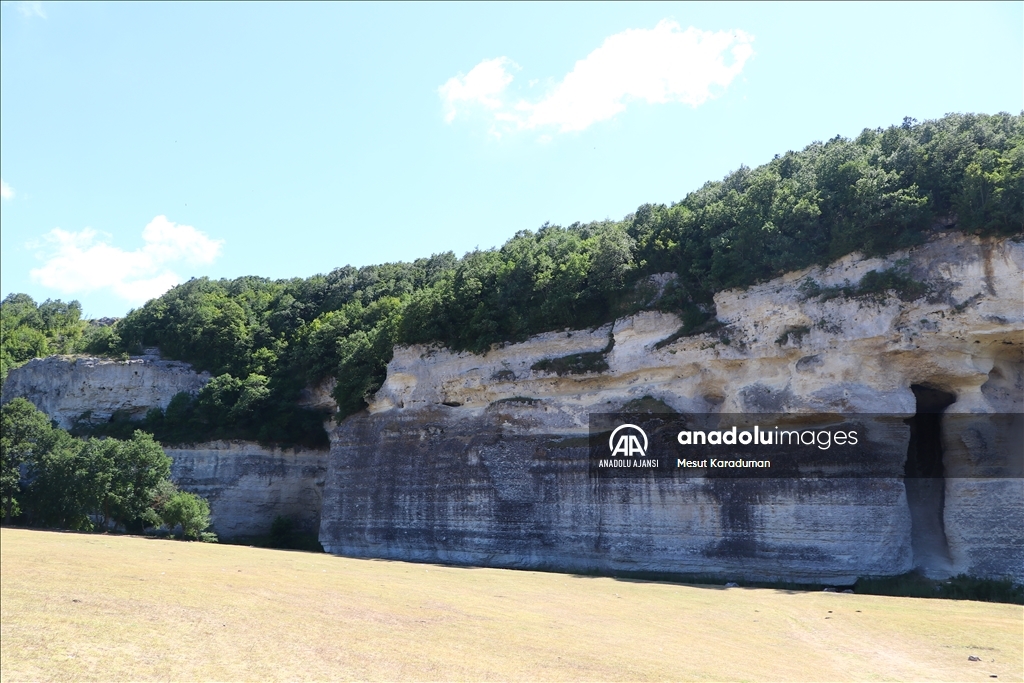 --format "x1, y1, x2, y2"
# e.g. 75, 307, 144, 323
2, 1, 1021, 318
